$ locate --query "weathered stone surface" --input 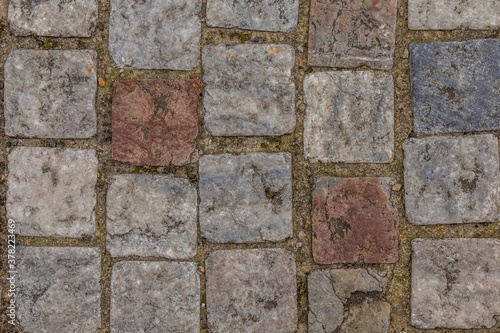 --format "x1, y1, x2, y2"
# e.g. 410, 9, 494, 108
112, 79, 201, 166
206, 0, 299, 32
309, 268, 391, 333
4, 50, 97, 138
111, 261, 199, 333
206, 249, 297, 333
202, 44, 295, 136
411, 238, 500, 329
304, 71, 394, 163
409, 0, 500, 30
8, 0, 98, 37
308, 0, 397, 69
404, 135, 500, 225
7, 147, 97, 237
106, 174, 197, 258
411, 39, 500, 134
17, 247, 101, 332
312, 177, 398, 264
109, 0, 201, 69
199, 153, 292, 243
